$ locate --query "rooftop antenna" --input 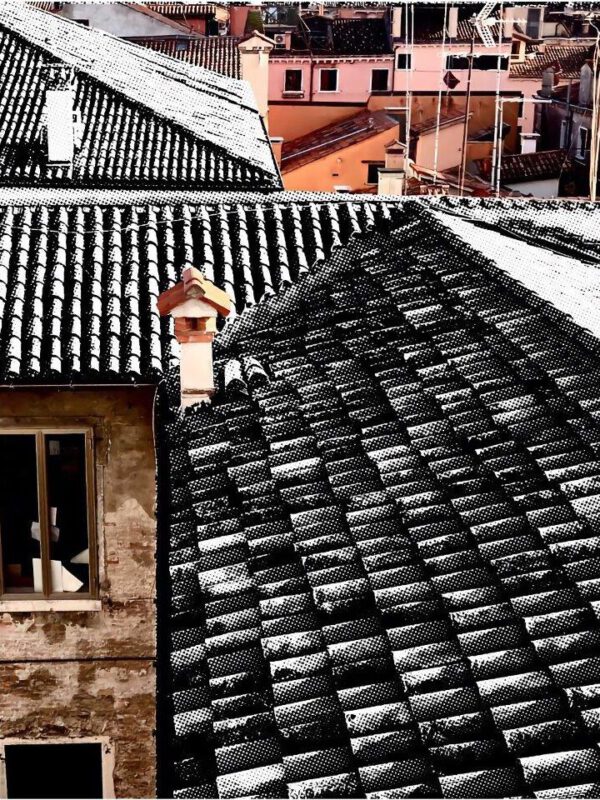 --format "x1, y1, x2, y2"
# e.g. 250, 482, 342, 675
458, 2, 498, 195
